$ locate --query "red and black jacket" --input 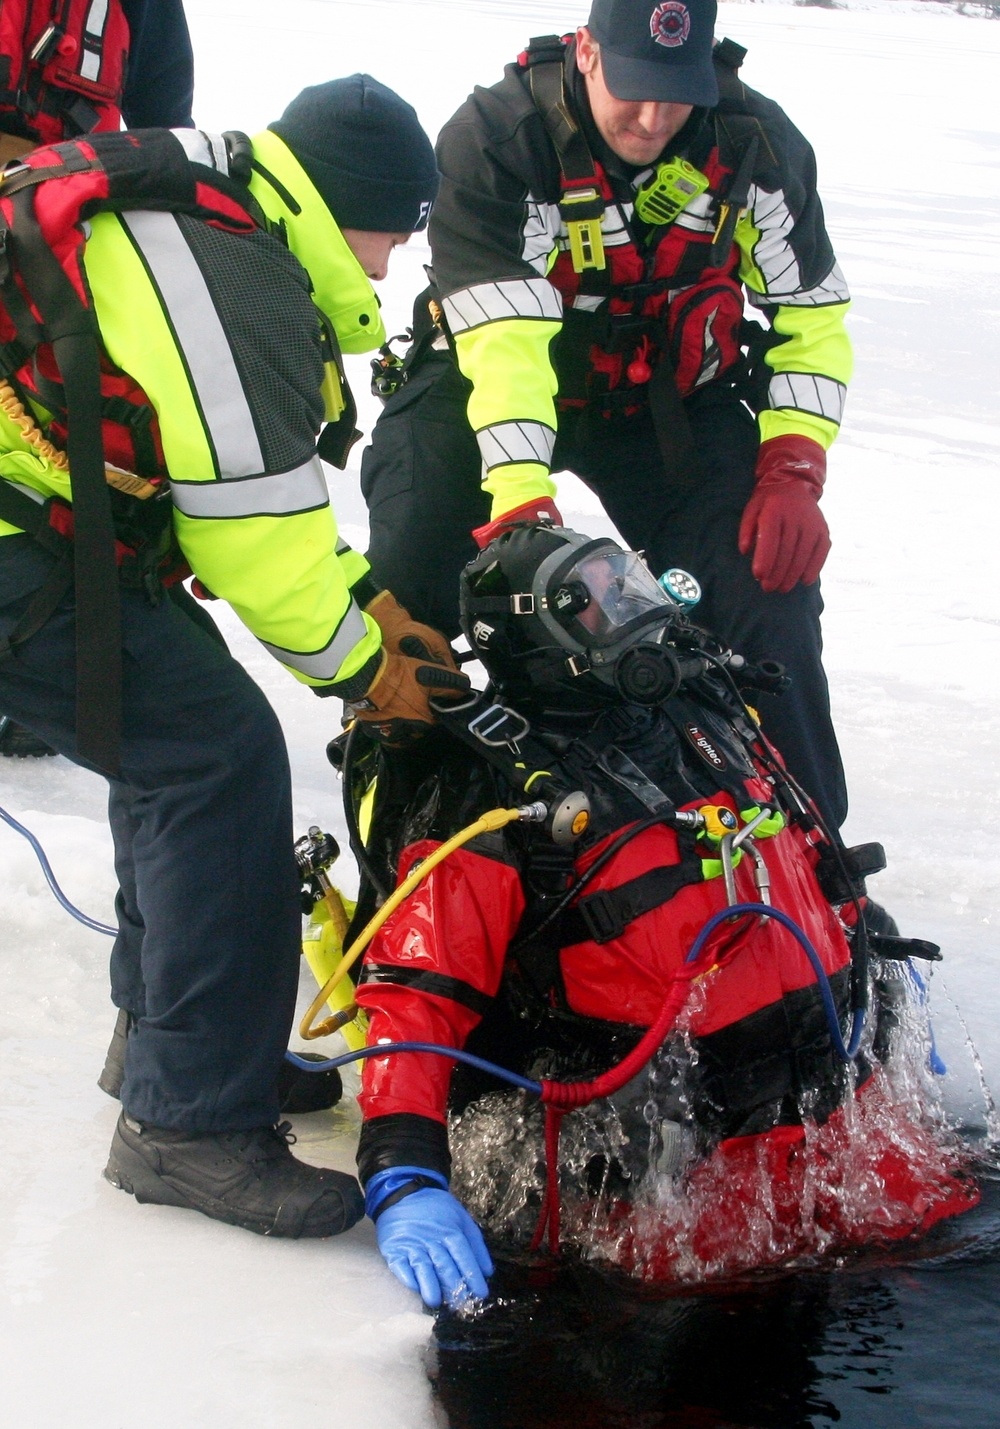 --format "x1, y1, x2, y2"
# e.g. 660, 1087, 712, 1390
427, 37, 852, 521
